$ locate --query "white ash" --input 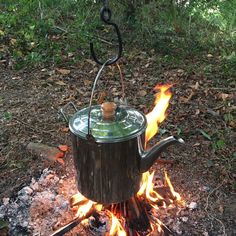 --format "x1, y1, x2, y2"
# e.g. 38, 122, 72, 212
0, 167, 195, 236
0, 168, 77, 236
